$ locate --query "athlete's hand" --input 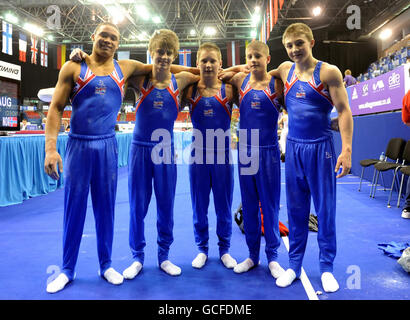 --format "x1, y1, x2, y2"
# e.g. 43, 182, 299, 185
218, 70, 237, 81
69, 48, 88, 62
44, 150, 63, 180
335, 151, 351, 178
